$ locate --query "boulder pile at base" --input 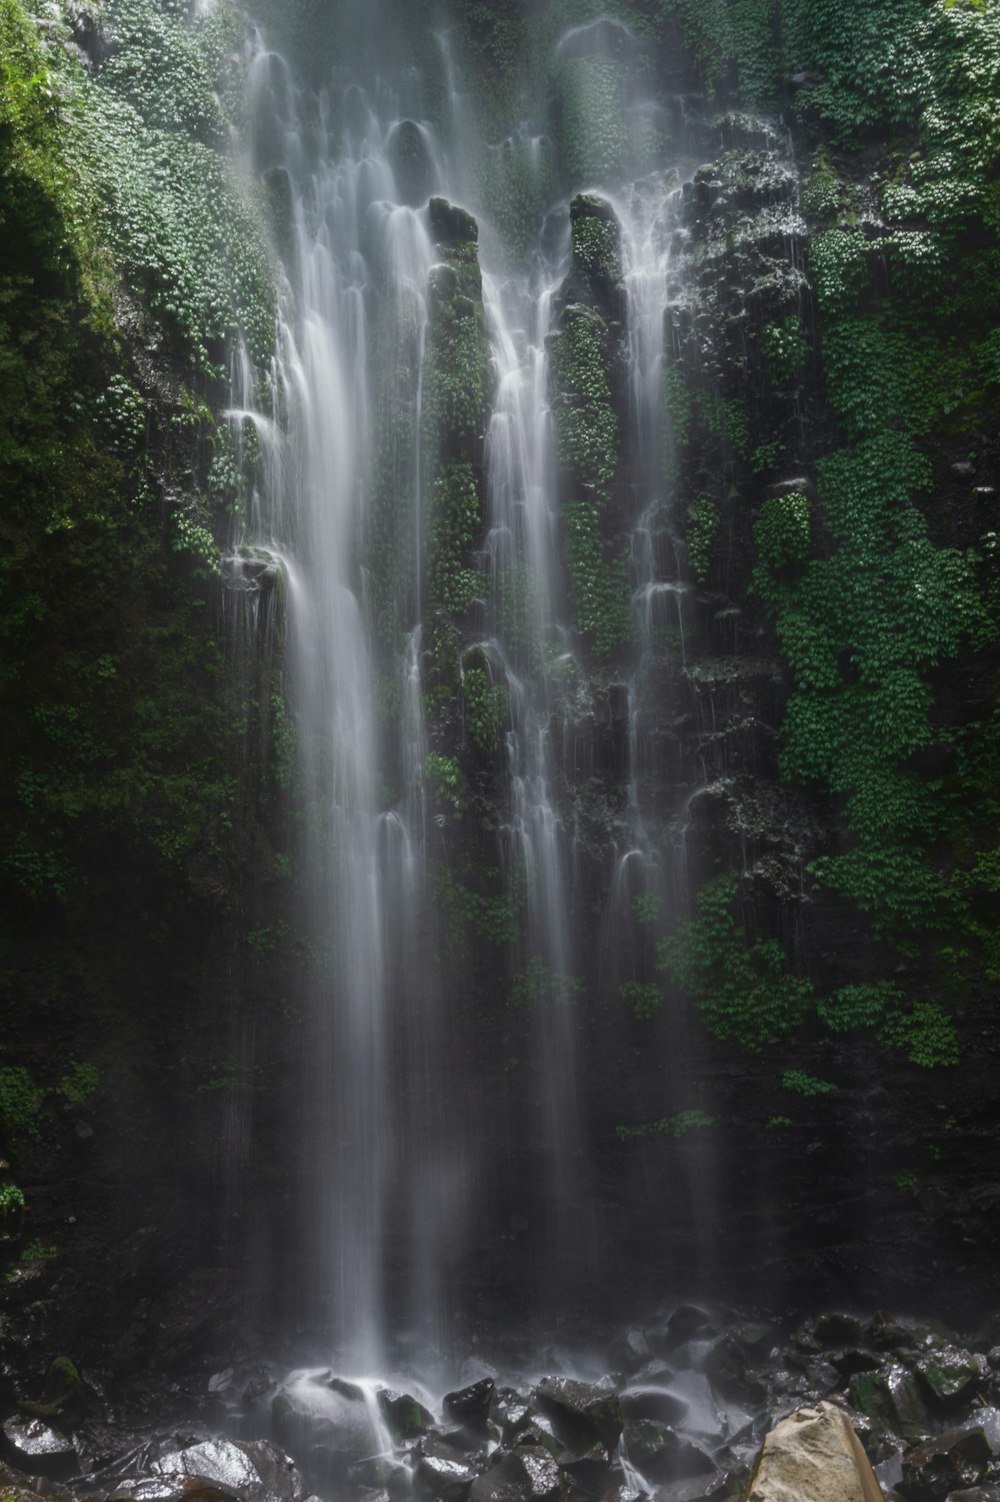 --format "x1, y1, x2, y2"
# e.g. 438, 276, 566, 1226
2, 1305, 1000, 1502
